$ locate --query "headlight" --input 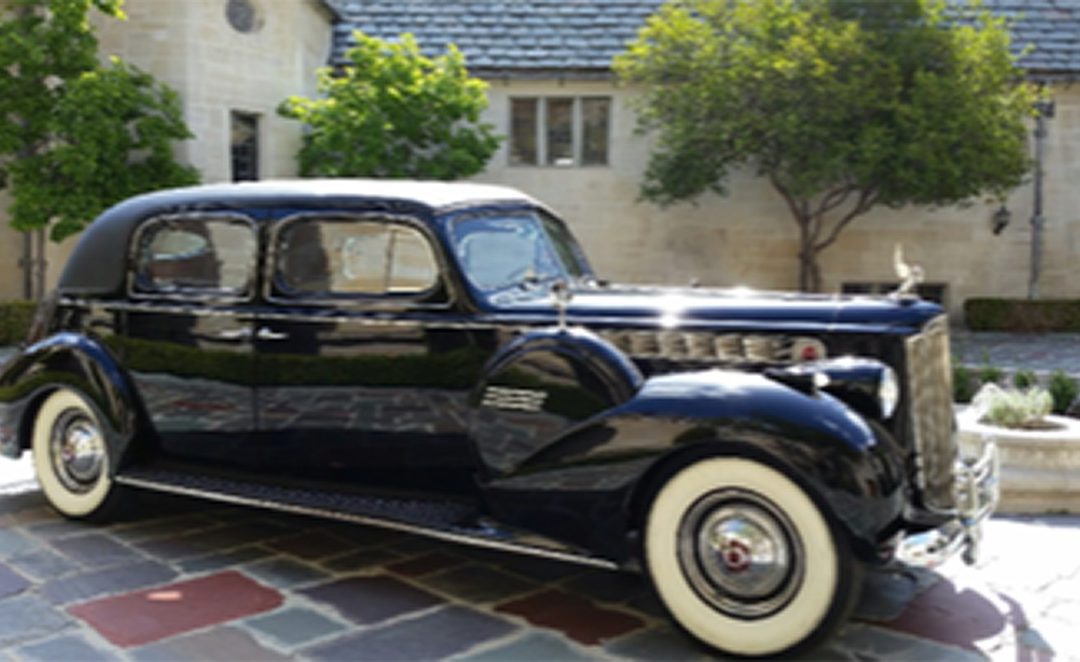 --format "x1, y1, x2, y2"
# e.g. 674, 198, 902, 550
879, 366, 900, 419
